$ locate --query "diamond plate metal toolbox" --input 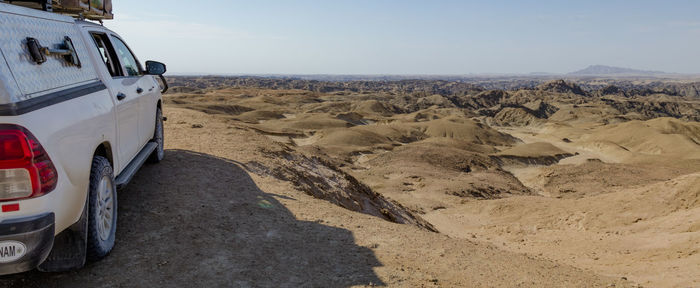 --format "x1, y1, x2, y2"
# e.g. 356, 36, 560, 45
0, 3, 99, 104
